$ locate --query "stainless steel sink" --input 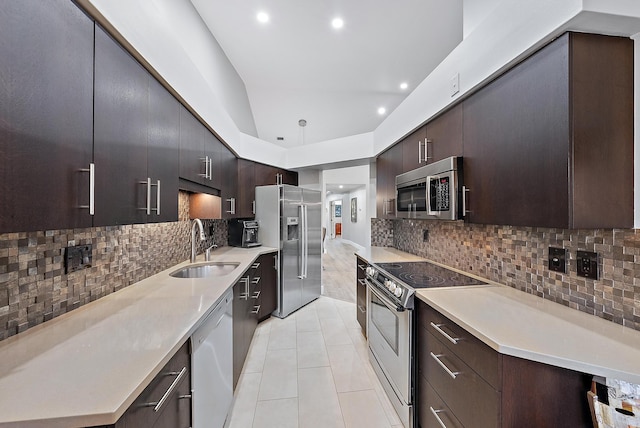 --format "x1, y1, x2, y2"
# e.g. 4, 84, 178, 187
169, 262, 240, 279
